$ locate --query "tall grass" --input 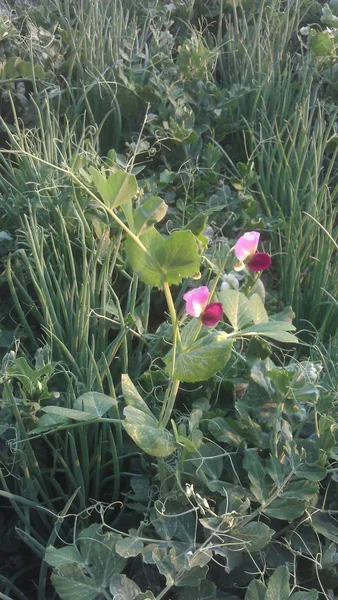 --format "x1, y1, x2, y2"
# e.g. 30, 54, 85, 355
215, 0, 338, 338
